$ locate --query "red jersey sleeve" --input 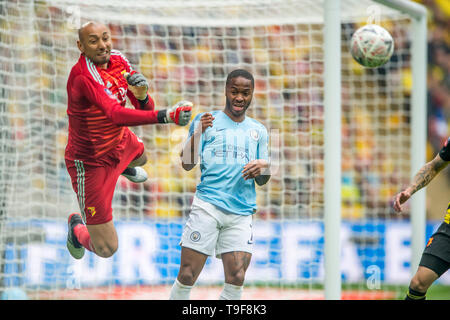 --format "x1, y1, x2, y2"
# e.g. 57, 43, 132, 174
72, 74, 159, 126
127, 90, 156, 111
